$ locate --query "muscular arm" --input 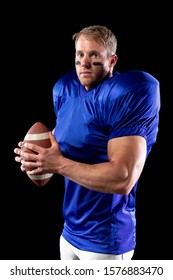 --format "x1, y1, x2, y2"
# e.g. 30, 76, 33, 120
15, 133, 146, 195
56, 135, 146, 194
